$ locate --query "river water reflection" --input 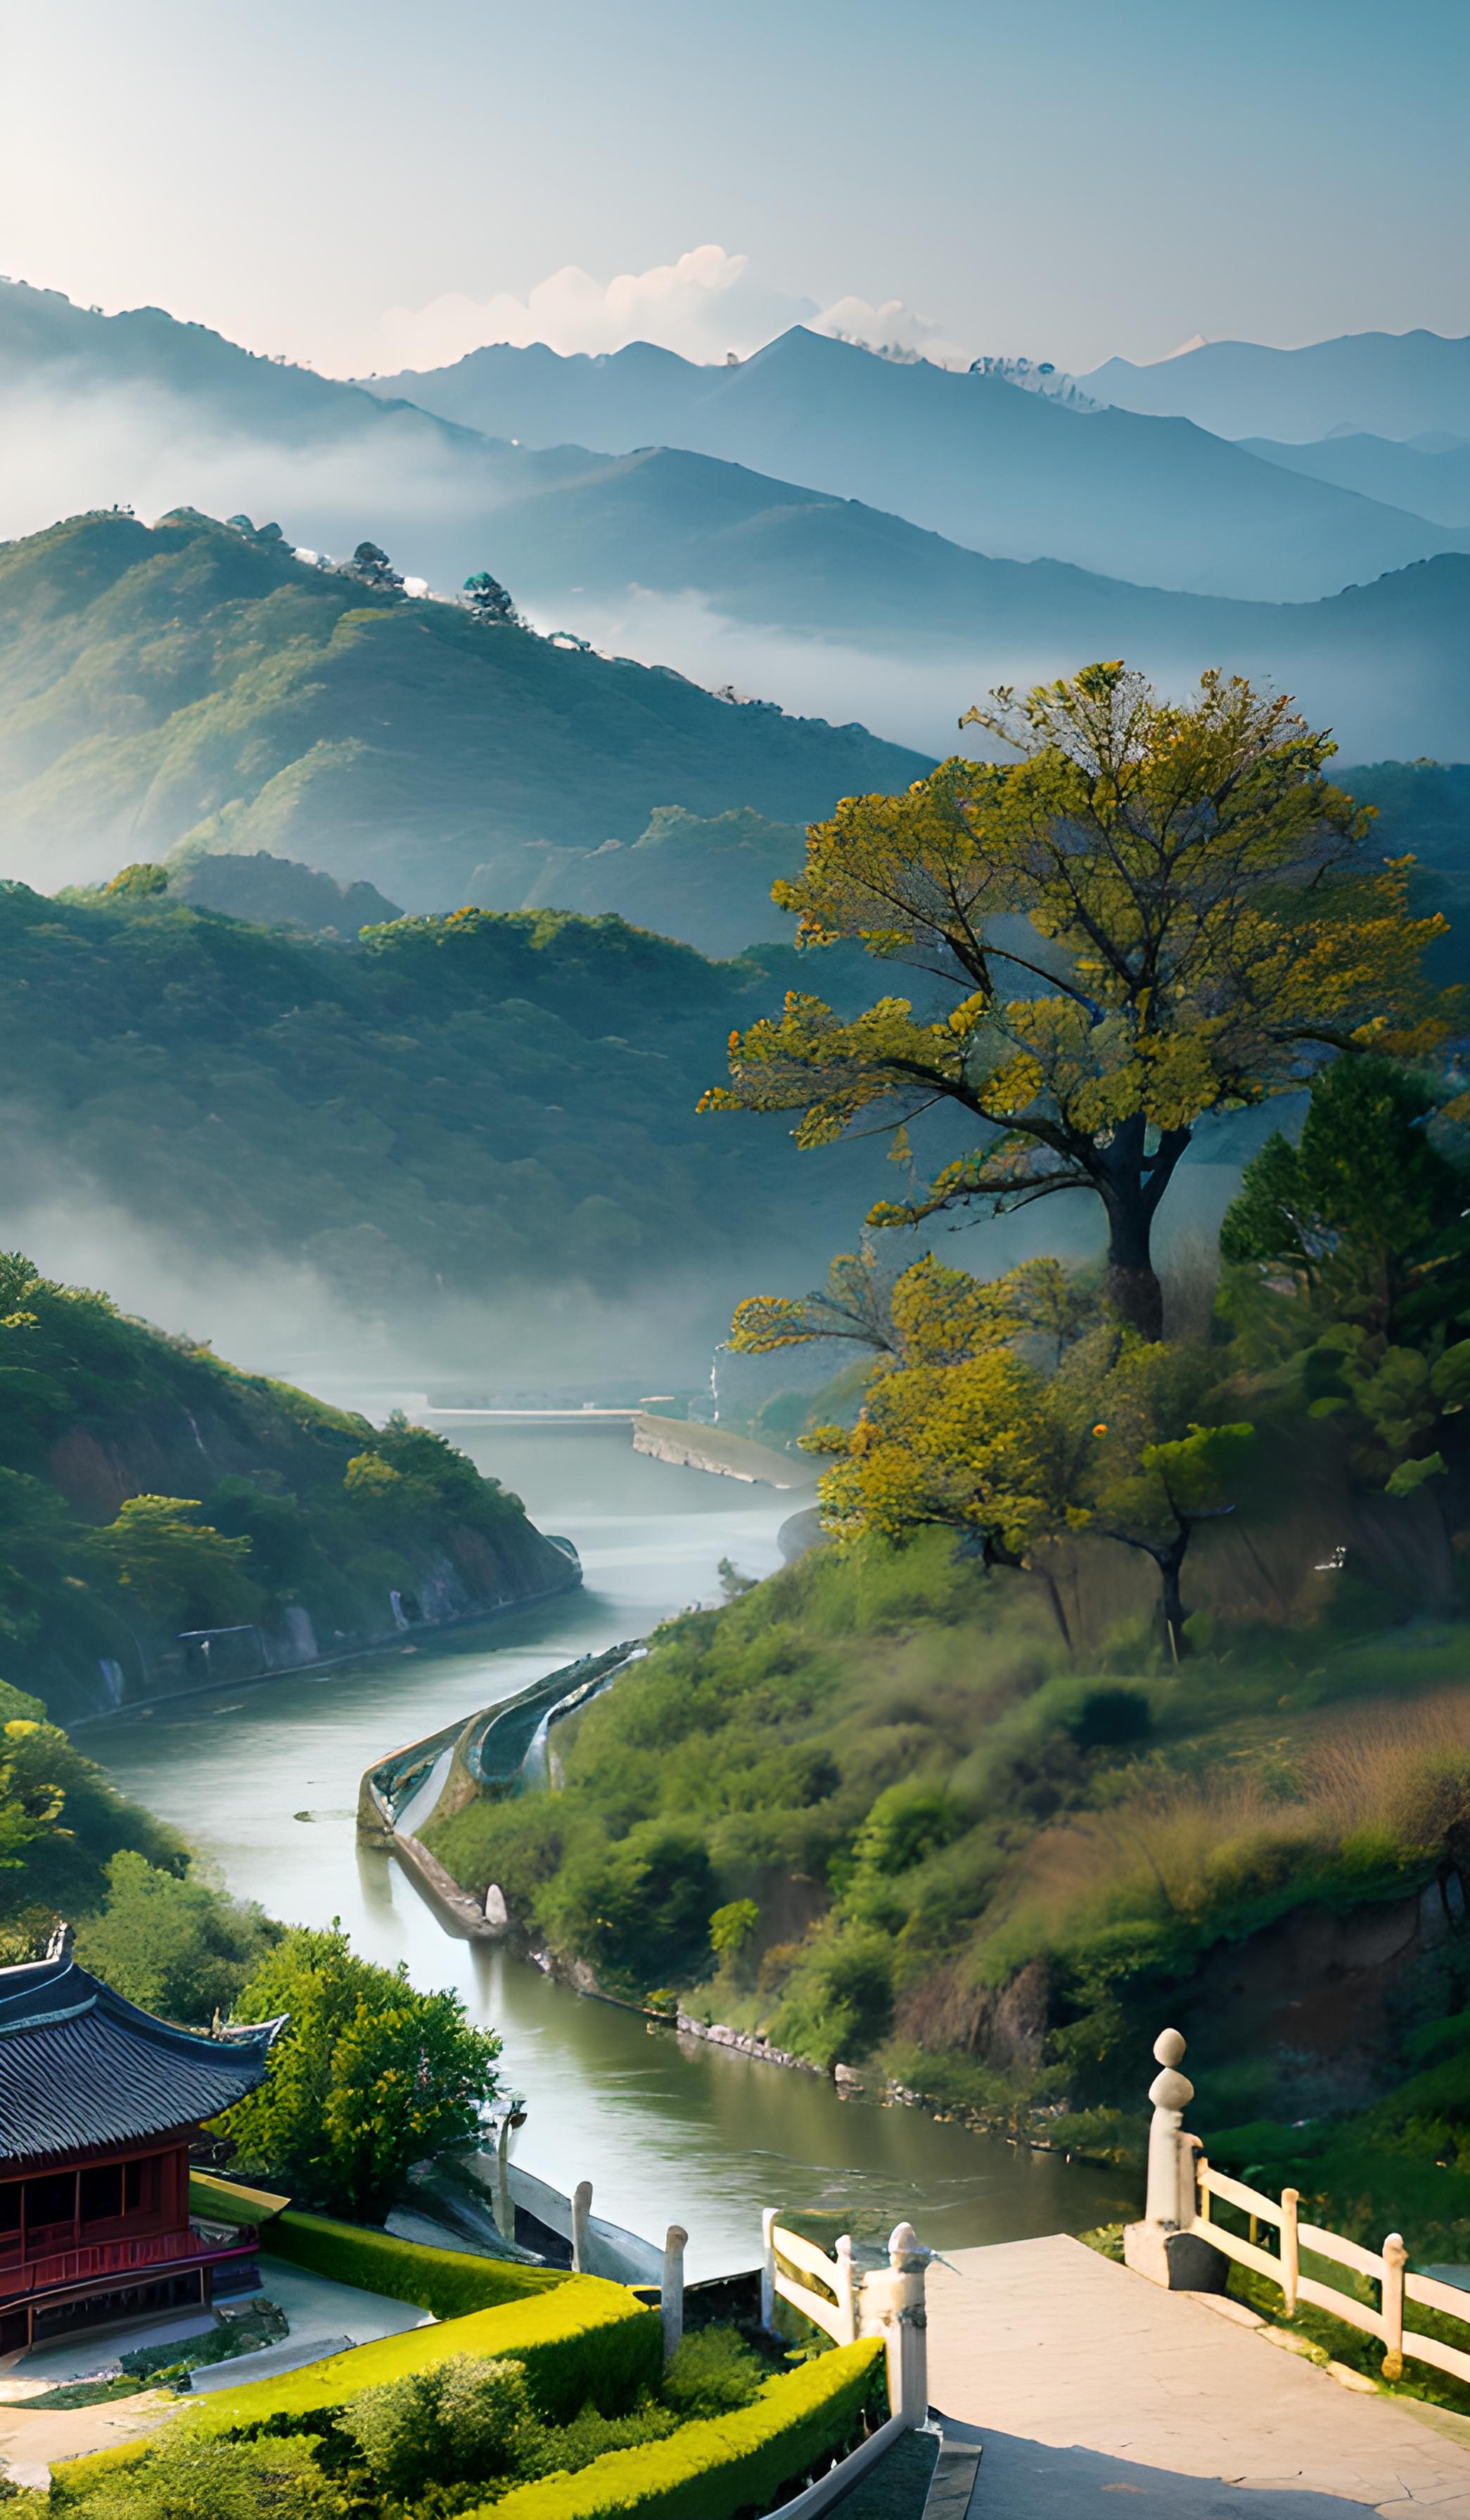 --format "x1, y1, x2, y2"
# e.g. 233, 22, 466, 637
93, 1423, 1135, 2277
